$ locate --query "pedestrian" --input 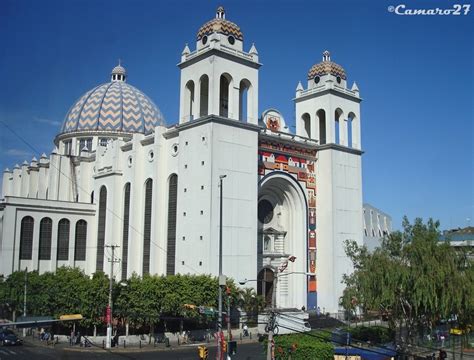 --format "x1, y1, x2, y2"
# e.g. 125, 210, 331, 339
317, 306, 321, 316
70, 329, 75, 346
40, 327, 45, 341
